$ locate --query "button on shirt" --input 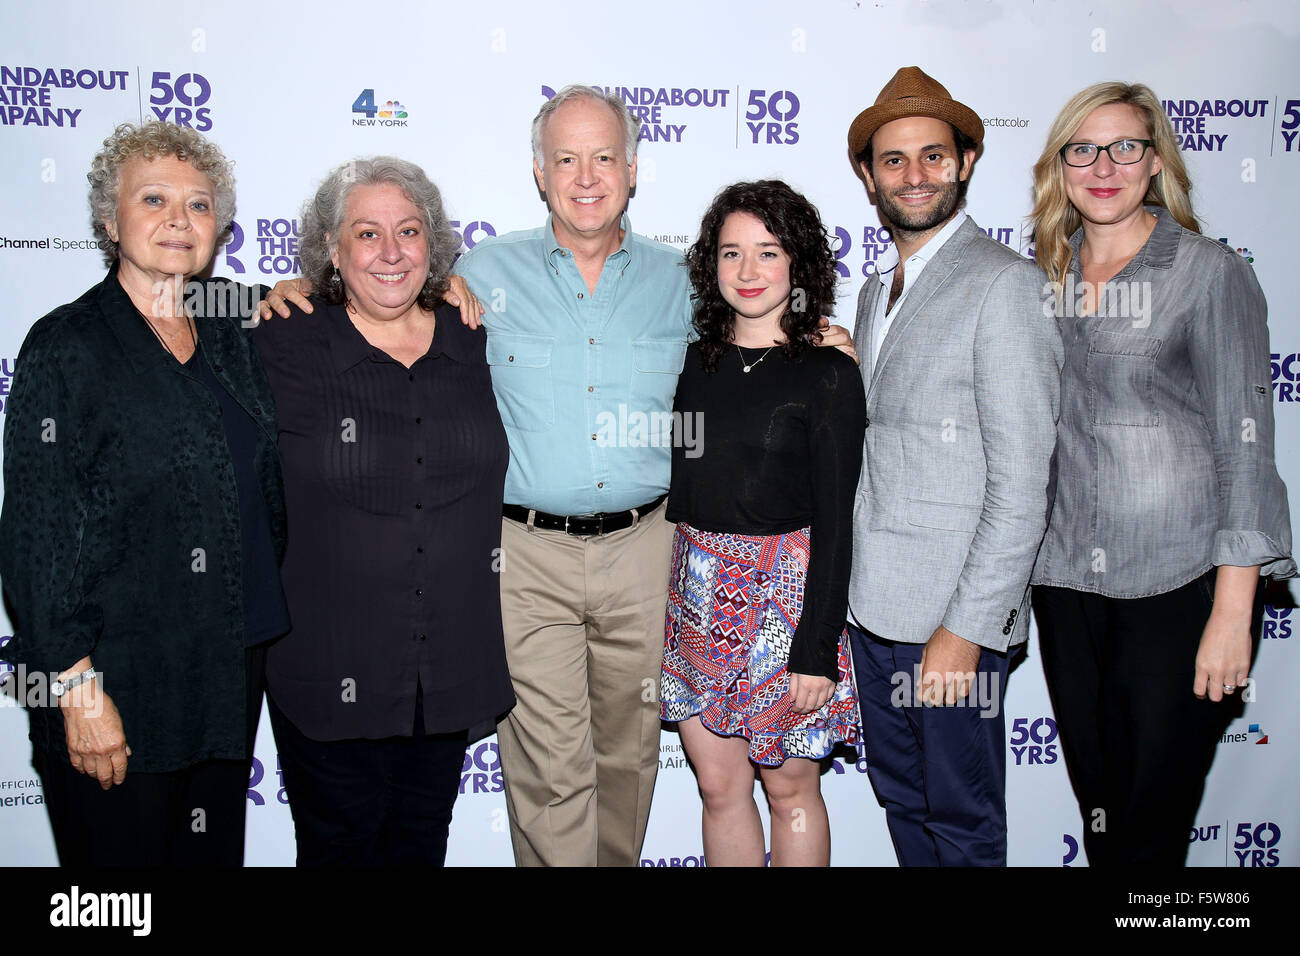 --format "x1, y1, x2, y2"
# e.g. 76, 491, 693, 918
254, 300, 514, 739
454, 215, 693, 515
869, 211, 967, 374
